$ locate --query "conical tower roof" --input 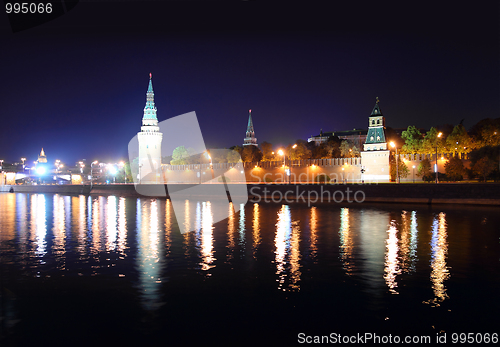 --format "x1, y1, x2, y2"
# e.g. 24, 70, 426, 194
143, 73, 158, 120
246, 109, 254, 133
371, 97, 383, 116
